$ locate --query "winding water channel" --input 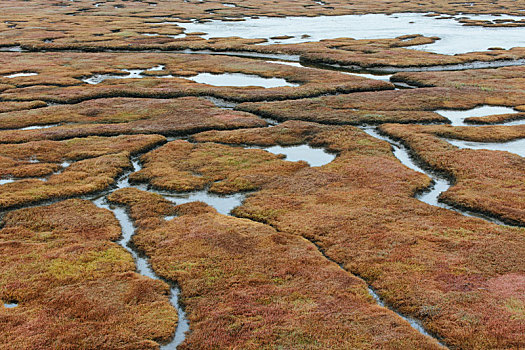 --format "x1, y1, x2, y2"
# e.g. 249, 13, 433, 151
92, 160, 190, 349
360, 126, 509, 225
